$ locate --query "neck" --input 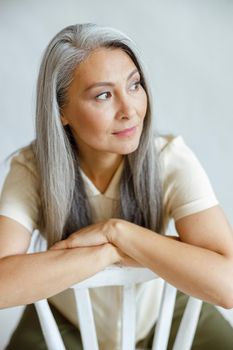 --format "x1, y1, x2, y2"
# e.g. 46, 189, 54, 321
79, 151, 123, 193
